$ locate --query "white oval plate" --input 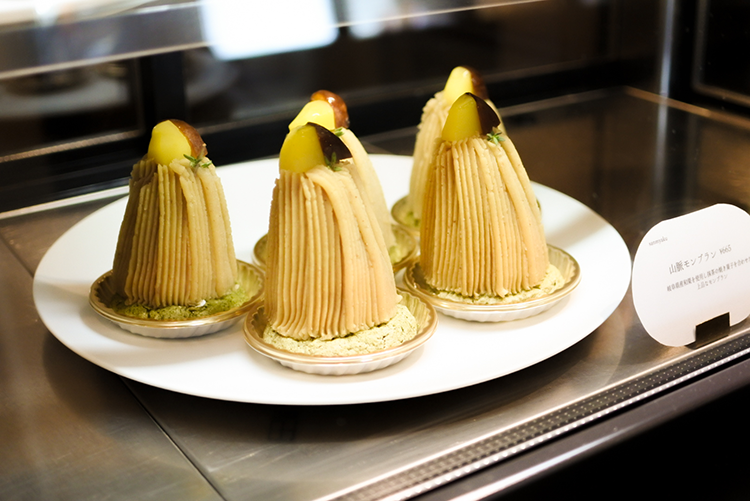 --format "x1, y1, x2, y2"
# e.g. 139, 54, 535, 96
33, 155, 631, 405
